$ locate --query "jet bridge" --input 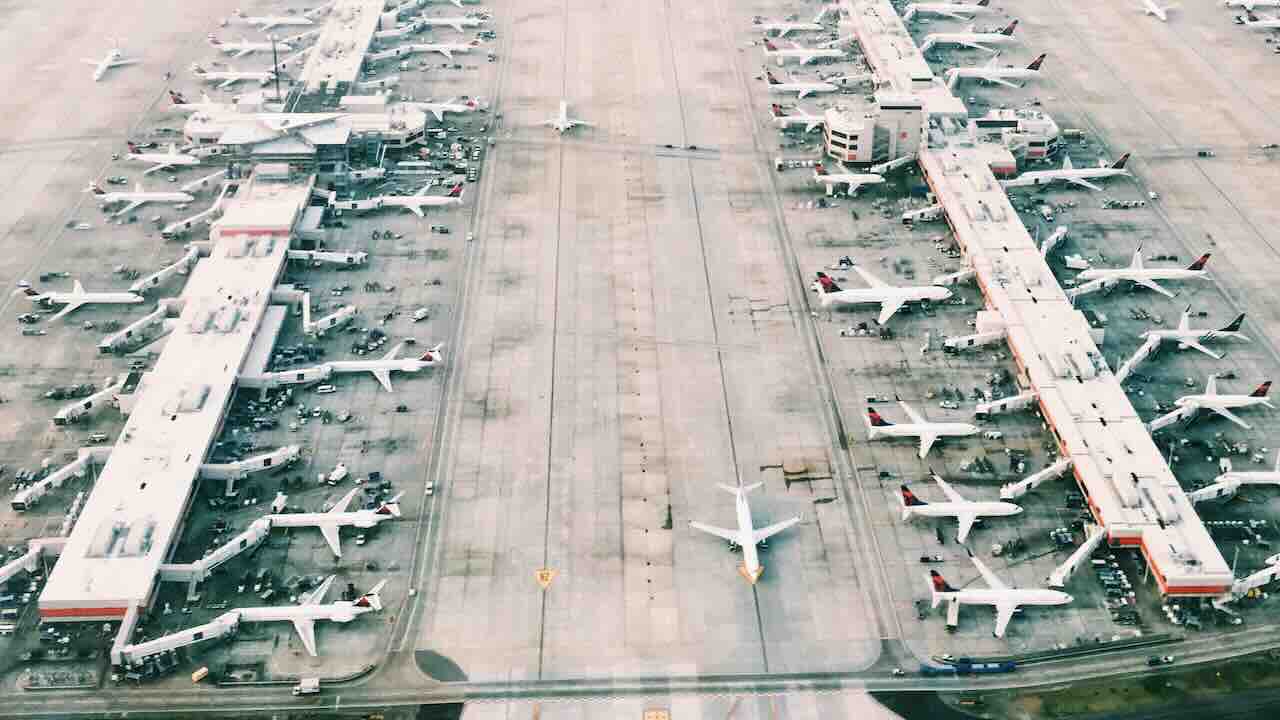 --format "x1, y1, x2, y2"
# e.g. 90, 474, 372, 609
1116, 335, 1160, 384
0, 538, 66, 586
11, 448, 112, 510
1047, 525, 1106, 588
52, 378, 125, 426
975, 390, 1037, 417
97, 300, 184, 354
158, 517, 272, 588
116, 611, 241, 666
287, 249, 369, 267
129, 246, 200, 294
1000, 458, 1072, 501
200, 445, 302, 496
